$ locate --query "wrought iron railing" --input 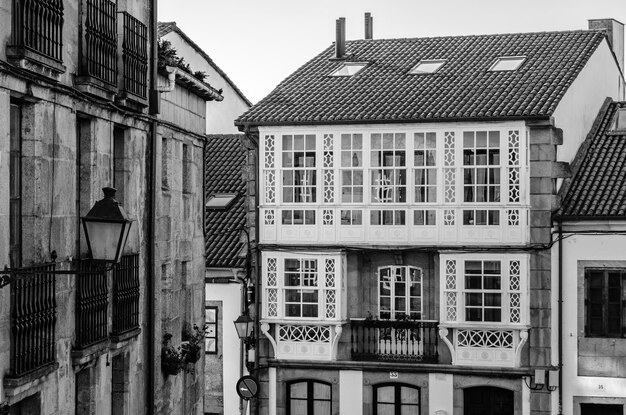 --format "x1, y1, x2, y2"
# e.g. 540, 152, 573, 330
10, 263, 57, 377
75, 261, 108, 349
112, 254, 140, 335
350, 319, 439, 363
82, 0, 117, 85
11, 0, 64, 62
120, 12, 148, 98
